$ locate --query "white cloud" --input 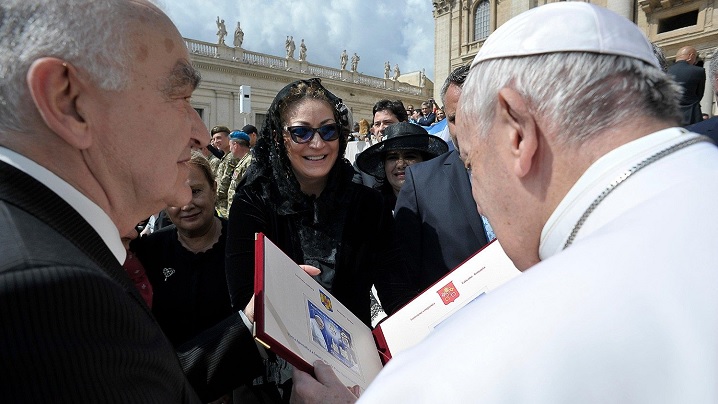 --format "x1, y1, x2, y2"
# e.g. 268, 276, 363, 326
161, 0, 435, 81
